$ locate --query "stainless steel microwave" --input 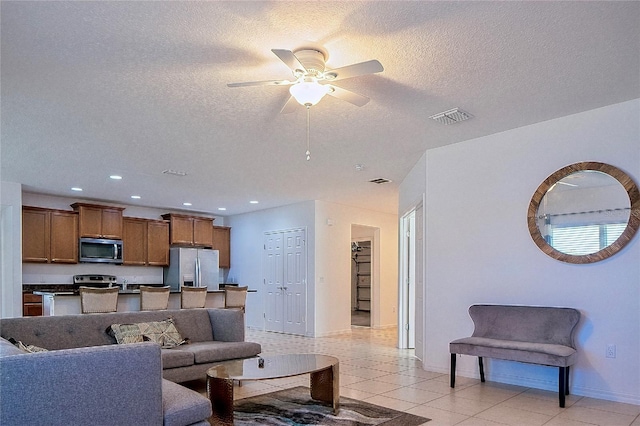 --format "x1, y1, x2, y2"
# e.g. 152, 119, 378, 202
79, 237, 123, 264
